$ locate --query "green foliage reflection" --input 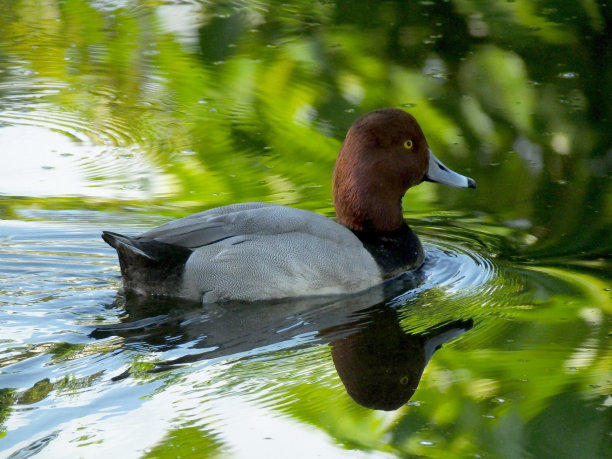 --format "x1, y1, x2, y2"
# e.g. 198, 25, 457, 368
1, 0, 611, 457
